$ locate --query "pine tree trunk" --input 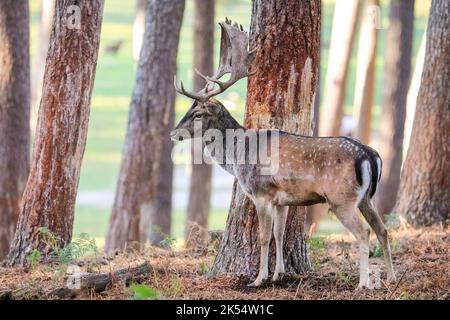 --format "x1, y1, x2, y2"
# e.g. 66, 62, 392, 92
403, 30, 426, 163
0, 0, 30, 259
30, 0, 56, 133
376, 0, 414, 218
105, 0, 185, 253
132, 0, 146, 62
210, 0, 320, 277
185, 0, 215, 249
8, 0, 104, 266
394, 0, 450, 227
353, 0, 379, 144
319, 0, 360, 136
148, 105, 174, 245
